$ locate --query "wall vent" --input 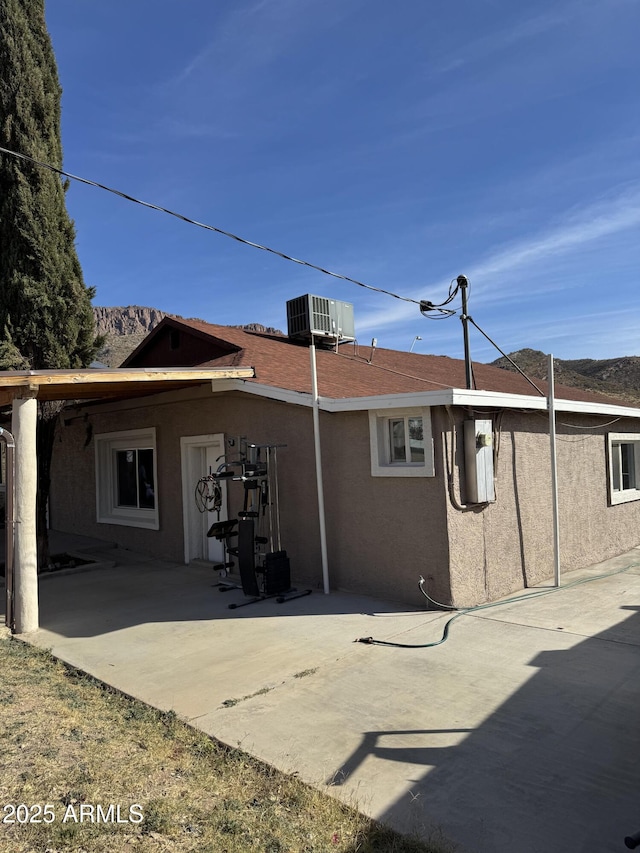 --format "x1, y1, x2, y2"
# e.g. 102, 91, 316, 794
286, 295, 355, 345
